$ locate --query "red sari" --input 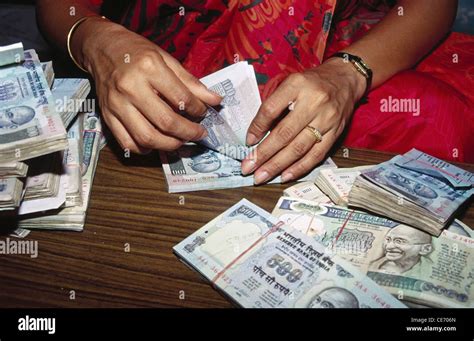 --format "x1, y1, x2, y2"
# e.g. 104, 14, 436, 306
91, 0, 474, 163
